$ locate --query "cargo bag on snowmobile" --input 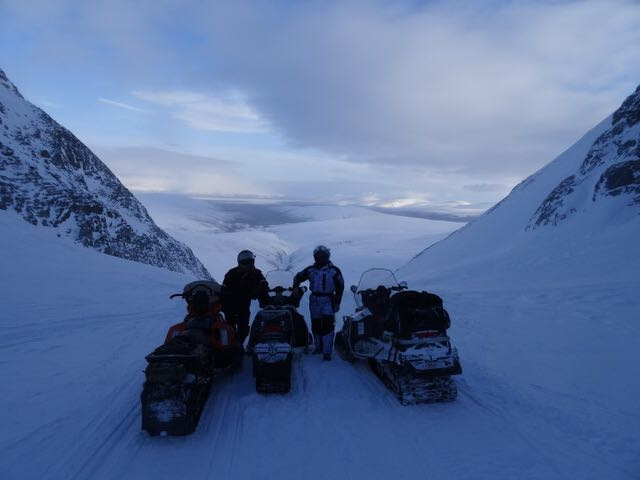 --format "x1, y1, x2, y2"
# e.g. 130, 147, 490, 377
141, 335, 215, 436
386, 291, 451, 339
